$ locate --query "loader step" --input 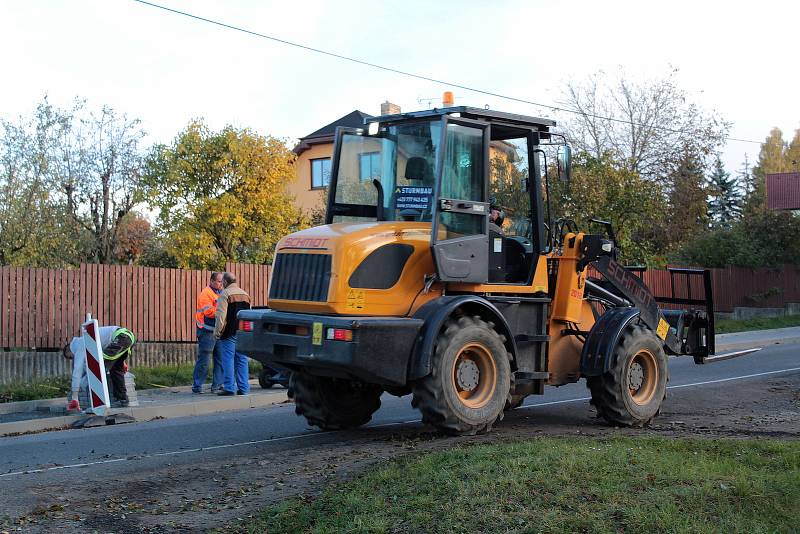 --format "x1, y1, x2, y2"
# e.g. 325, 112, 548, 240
514, 371, 550, 381
514, 334, 549, 343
